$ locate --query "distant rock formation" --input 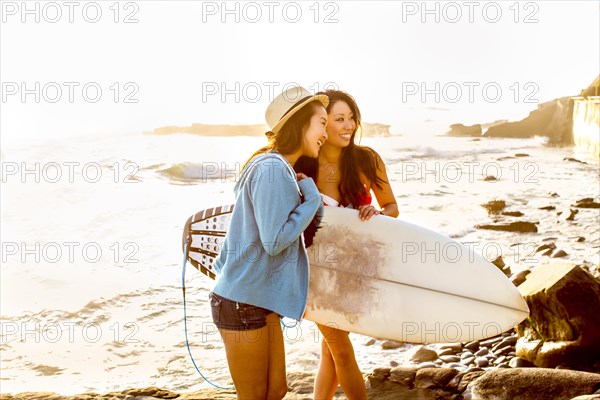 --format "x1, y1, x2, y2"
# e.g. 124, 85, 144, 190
446, 120, 511, 137
481, 119, 509, 129
579, 75, 600, 97
360, 123, 392, 137
445, 76, 599, 156
145, 123, 270, 136
446, 123, 482, 137
483, 97, 574, 144
145, 122, 391, 137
